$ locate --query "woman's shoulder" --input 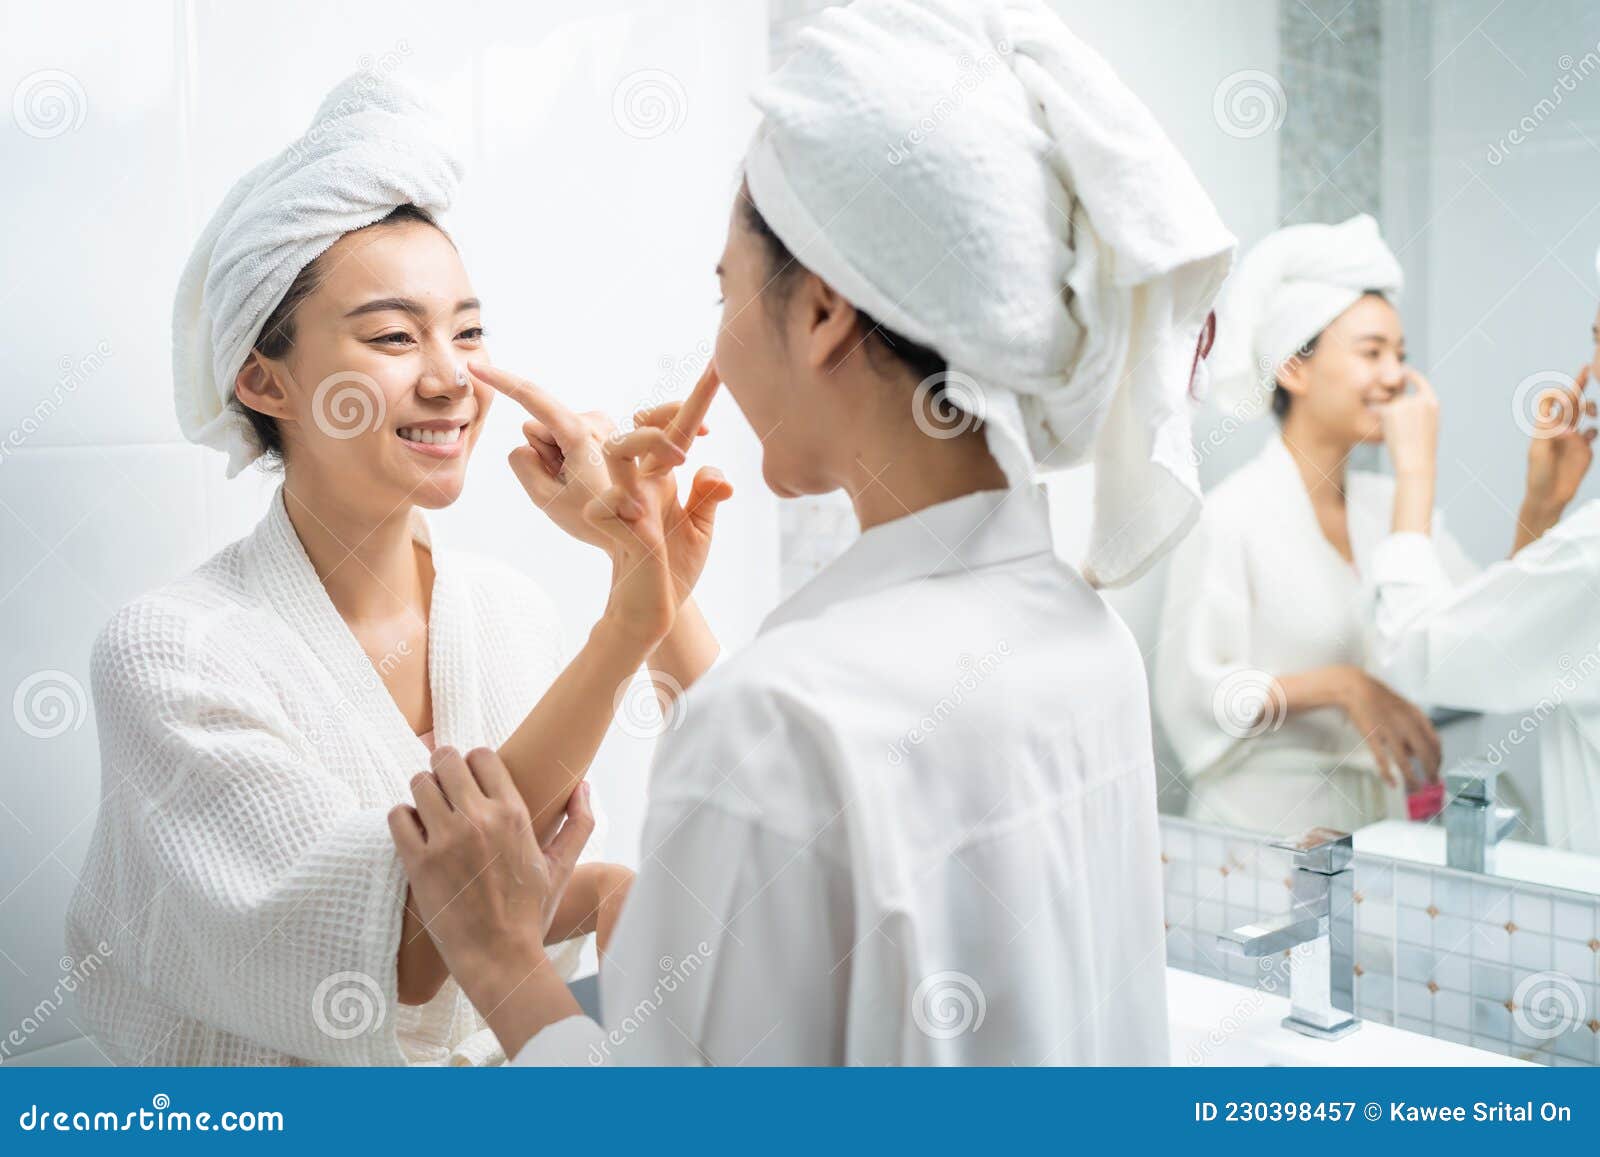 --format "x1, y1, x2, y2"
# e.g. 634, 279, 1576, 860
92, 542, 264, 697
